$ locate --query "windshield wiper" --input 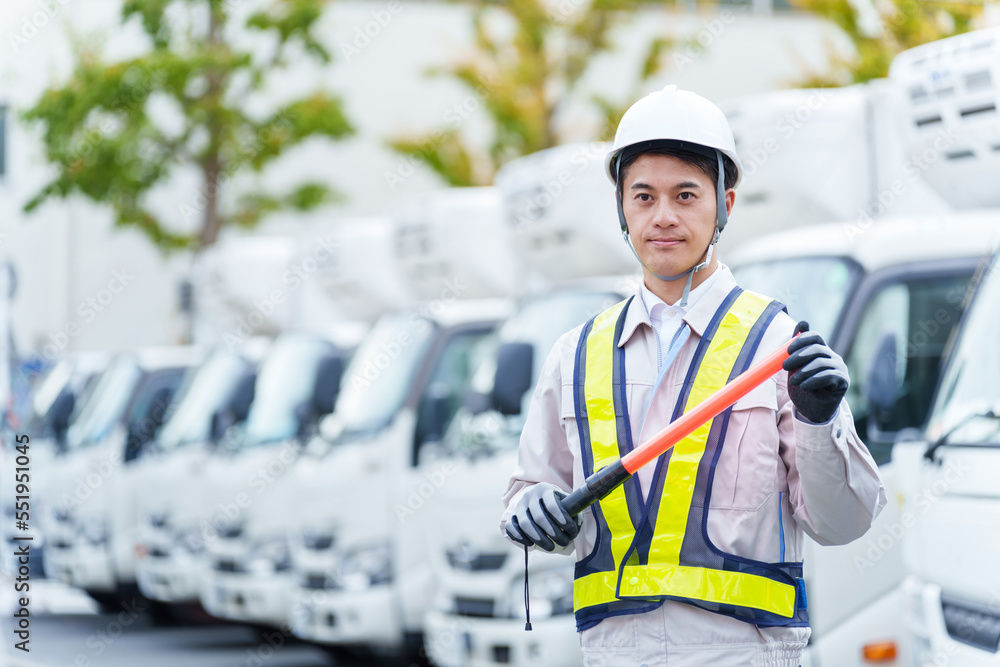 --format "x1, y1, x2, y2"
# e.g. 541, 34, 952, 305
925, 408, 1000, 462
